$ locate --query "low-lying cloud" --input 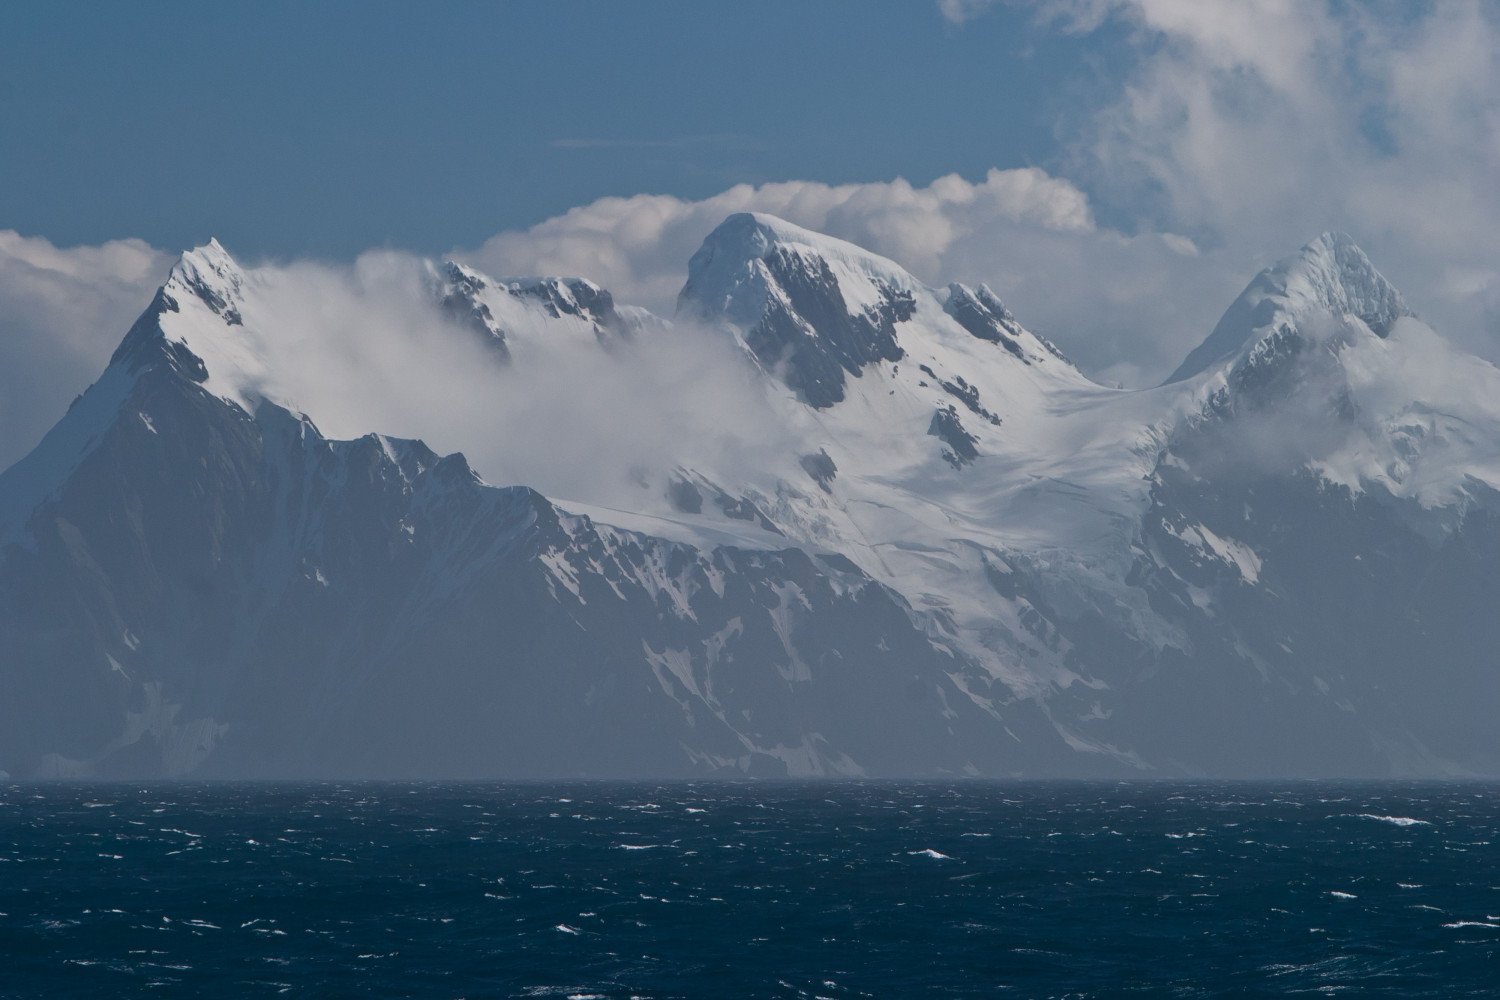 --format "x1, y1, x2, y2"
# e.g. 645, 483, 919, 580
208, 252, 806, 506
